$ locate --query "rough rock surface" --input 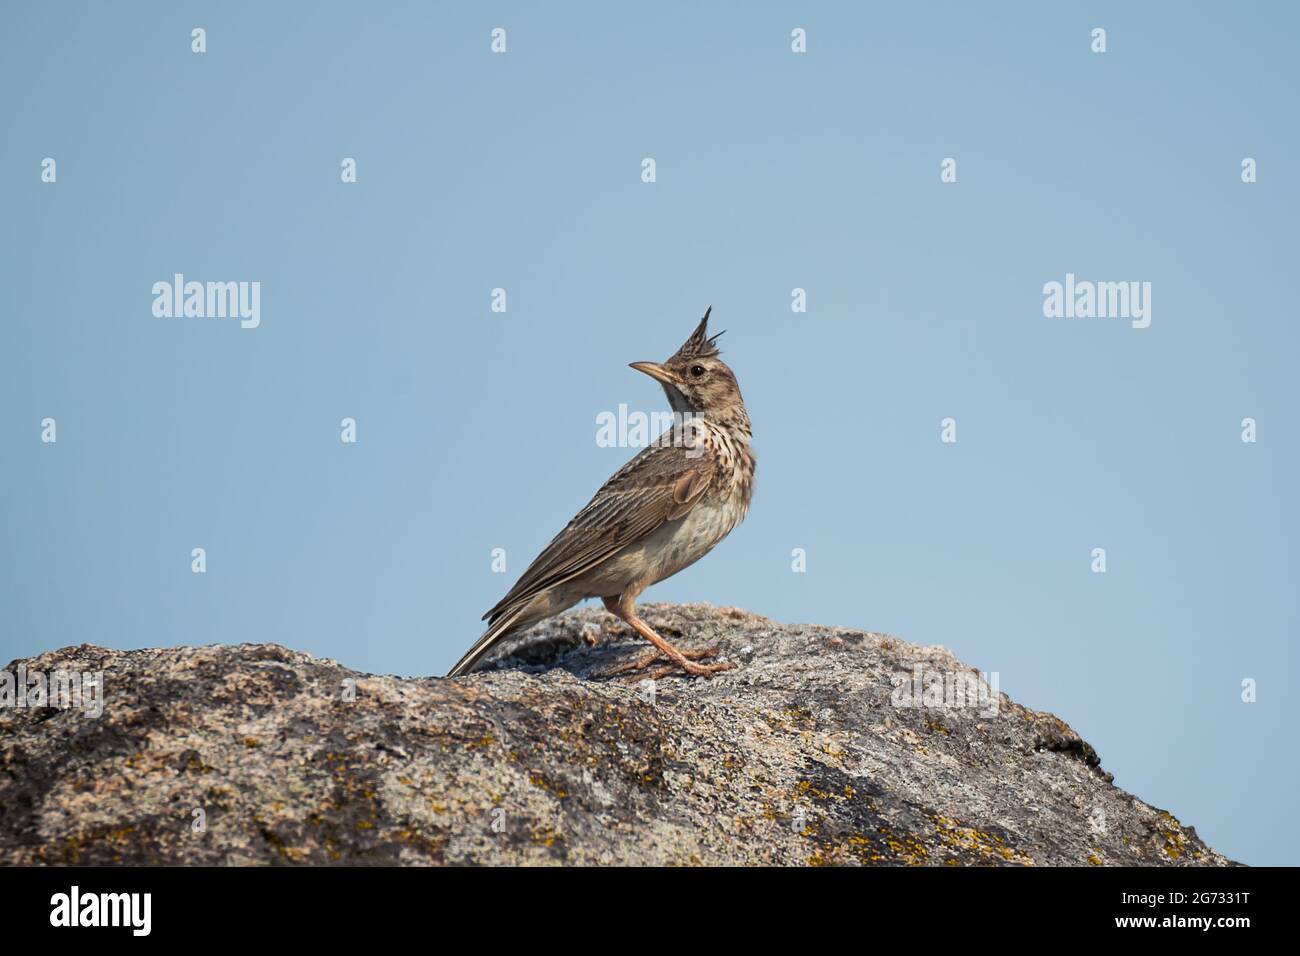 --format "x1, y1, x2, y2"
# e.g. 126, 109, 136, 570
0, 604, 1232, 866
